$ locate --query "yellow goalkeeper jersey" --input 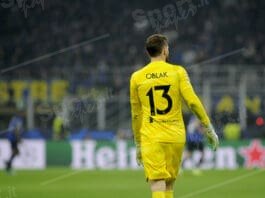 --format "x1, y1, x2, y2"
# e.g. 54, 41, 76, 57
130, 61, 210, 144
